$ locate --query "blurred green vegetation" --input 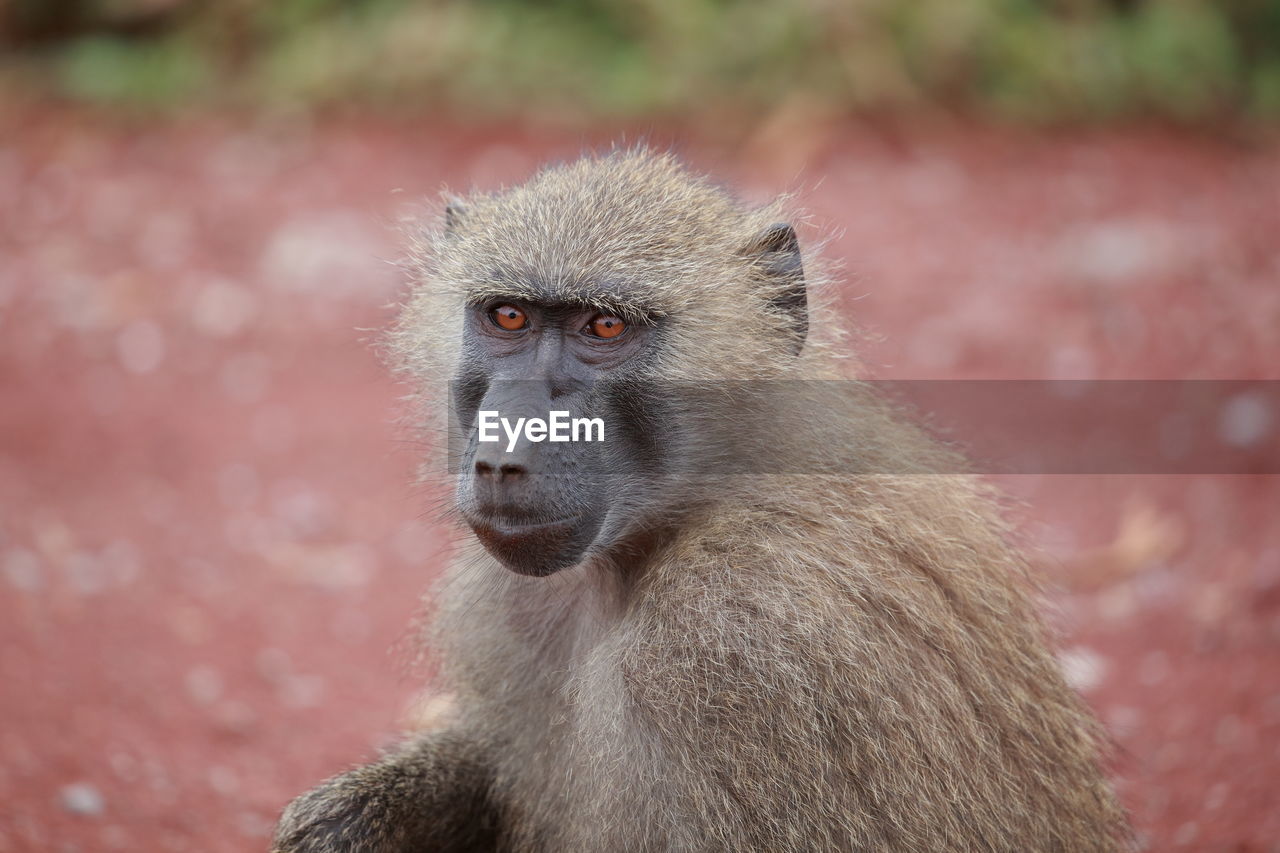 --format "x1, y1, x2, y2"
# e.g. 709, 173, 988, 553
3, 0, 1280, 122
